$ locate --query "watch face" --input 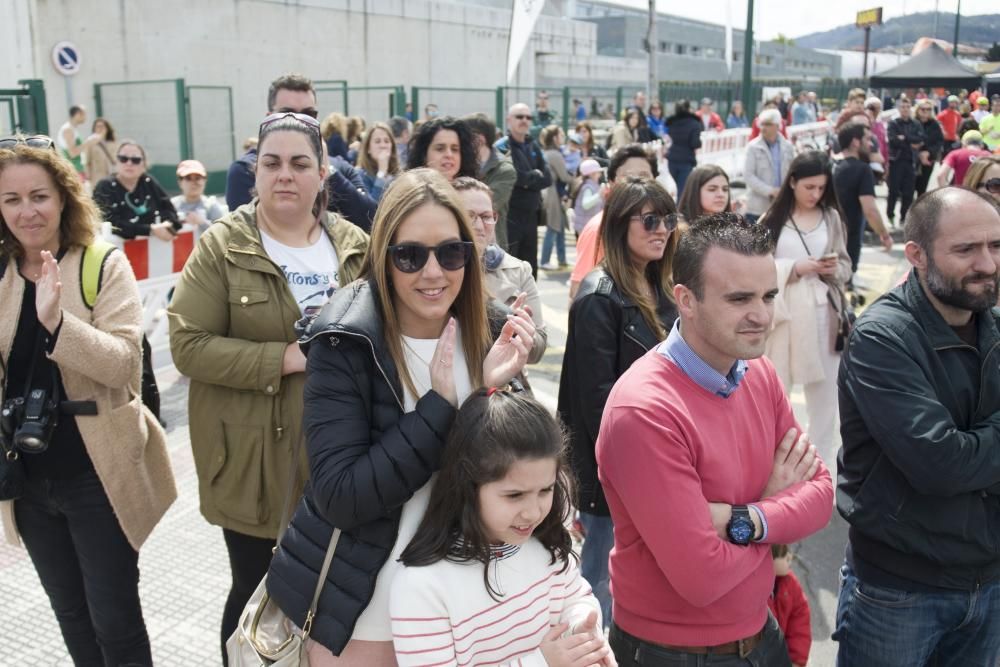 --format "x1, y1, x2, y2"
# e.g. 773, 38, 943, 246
729, 516, 754, 544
